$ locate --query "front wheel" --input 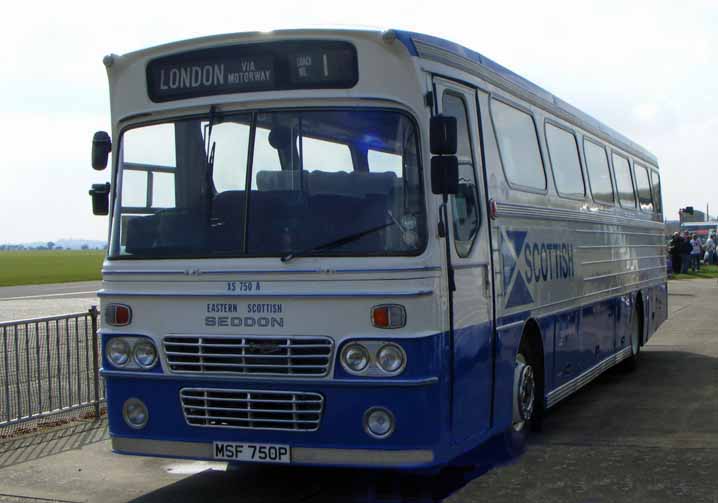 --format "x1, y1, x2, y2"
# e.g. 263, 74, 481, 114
512, 337, 542, 433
